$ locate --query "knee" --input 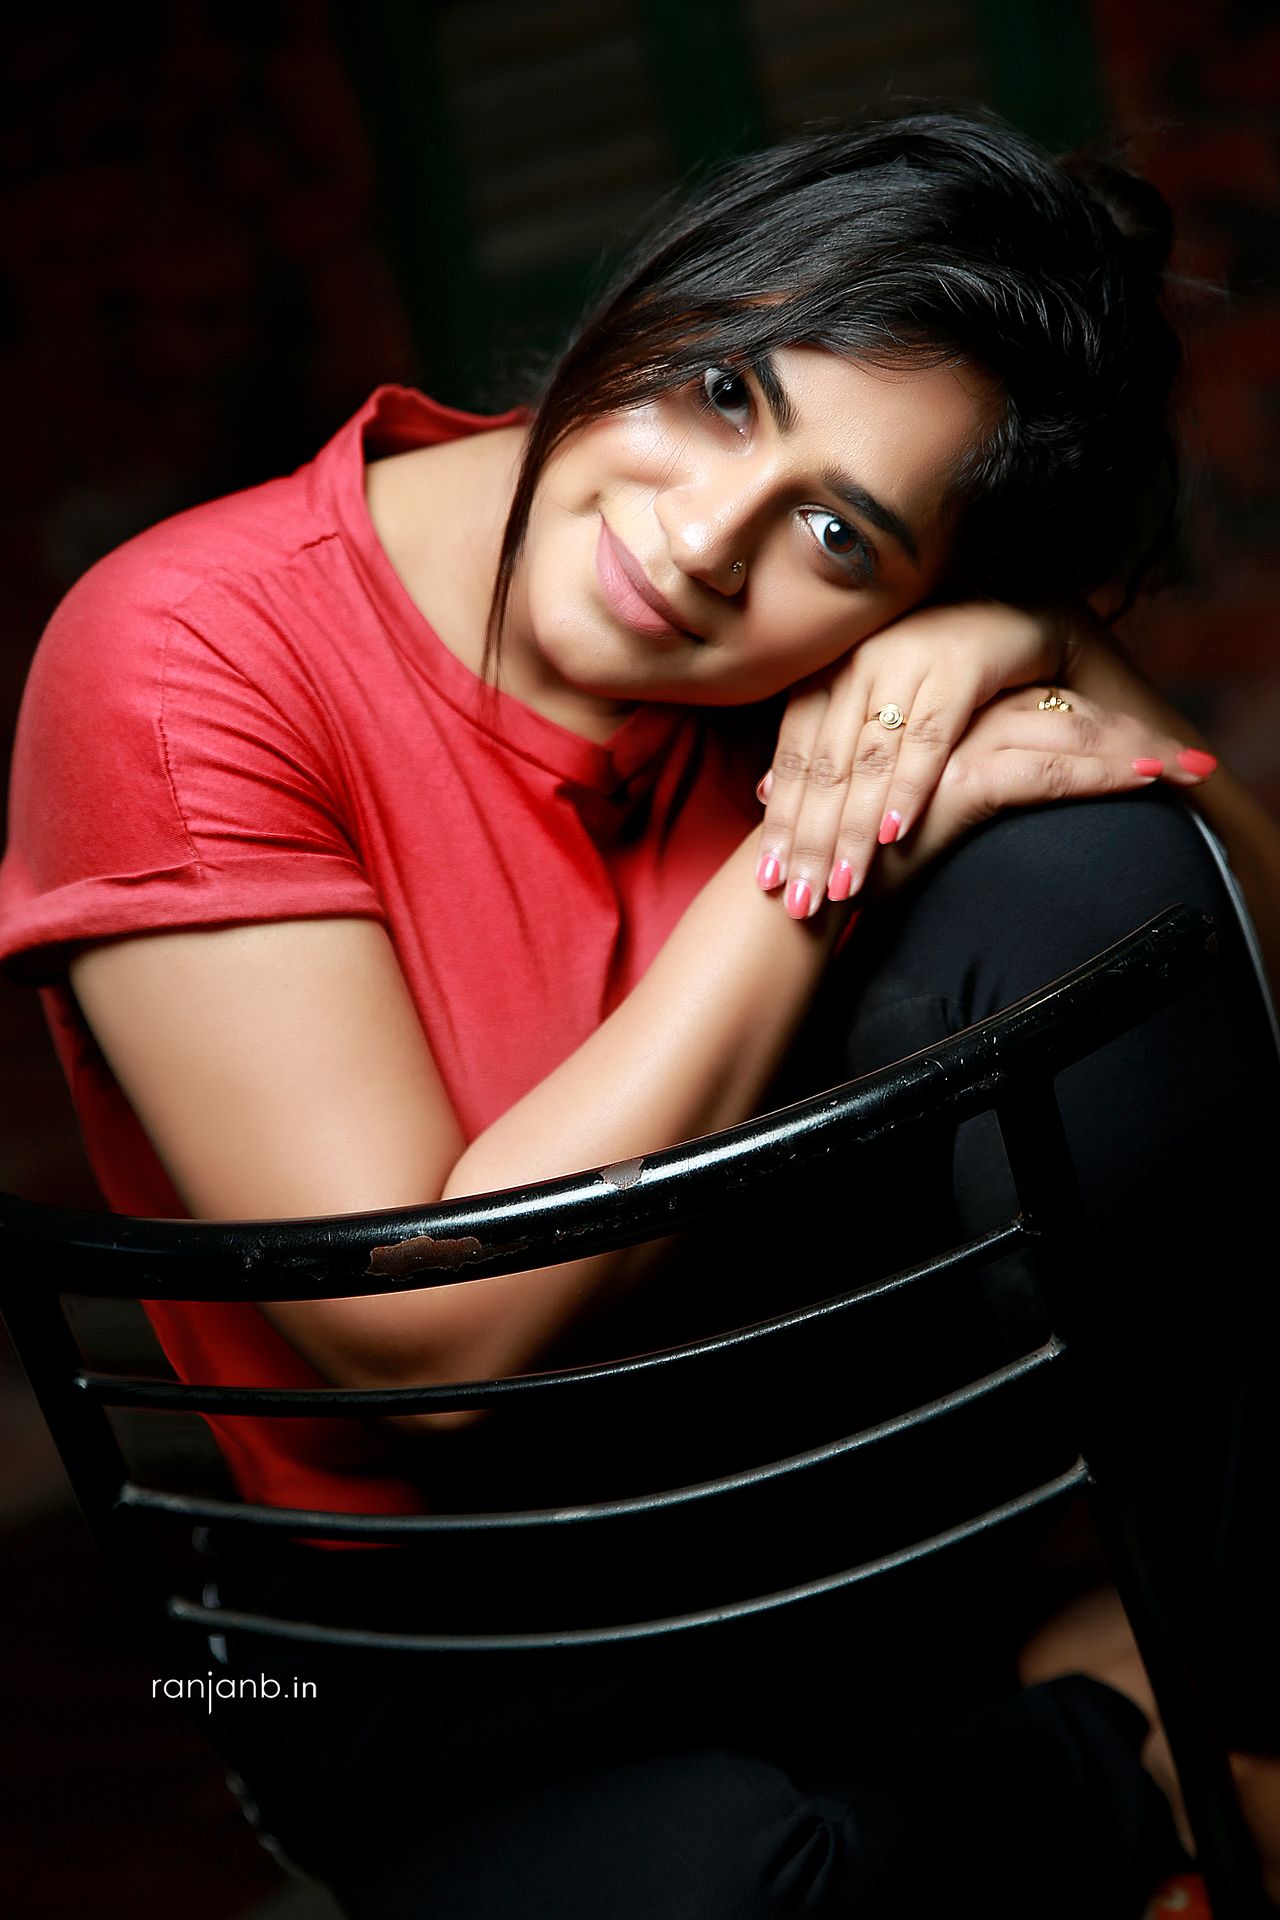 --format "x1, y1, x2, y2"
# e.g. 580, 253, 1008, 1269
961, 786, 1222, 904
905, 789, 1238, 1024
